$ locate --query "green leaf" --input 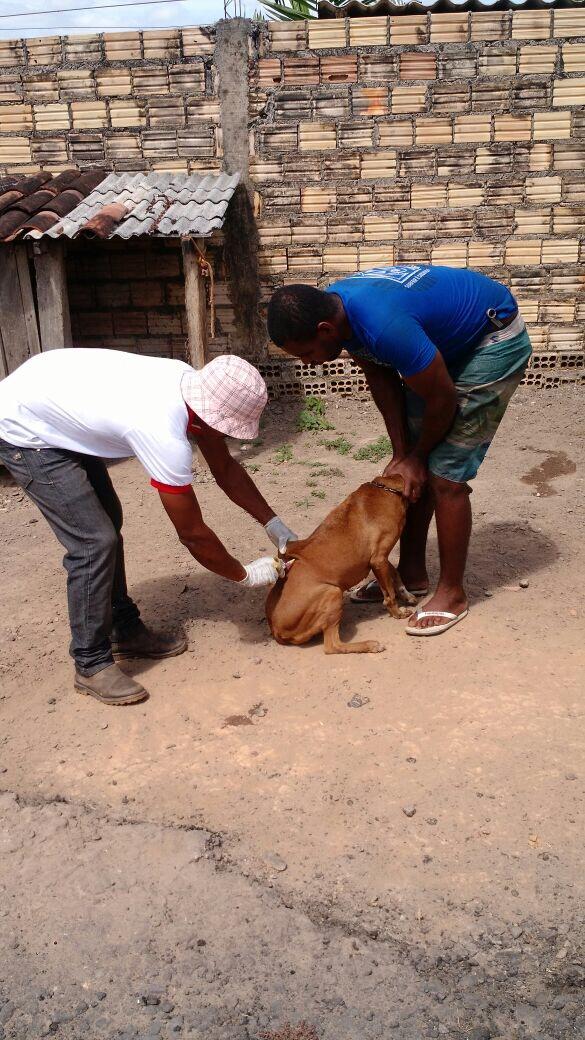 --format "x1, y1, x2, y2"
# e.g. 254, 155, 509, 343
353, 436, 393, 463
